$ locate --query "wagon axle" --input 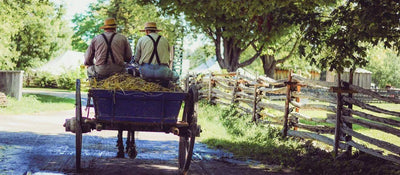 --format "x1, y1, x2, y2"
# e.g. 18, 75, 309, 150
64, 117, 93, 133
